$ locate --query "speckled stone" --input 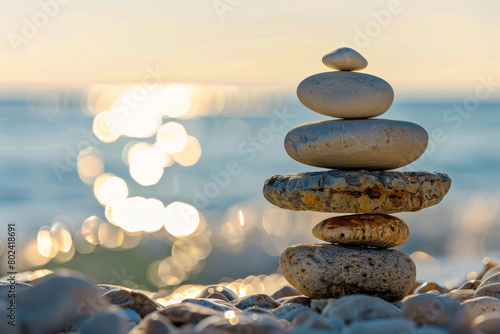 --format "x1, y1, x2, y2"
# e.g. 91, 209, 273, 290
322, 47, 368, 71
482, 263, 500, 280
284, 119, 428, 170
478, 273, 500, 289
280, 243, 416, 302
443, 289, 476, 303
475, 283, 500, 299
458, 280, 482, 290
312, 214, 409, 248
297, 71, 394, 118
263, 170, 451, 214
462, 297, 500, 319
